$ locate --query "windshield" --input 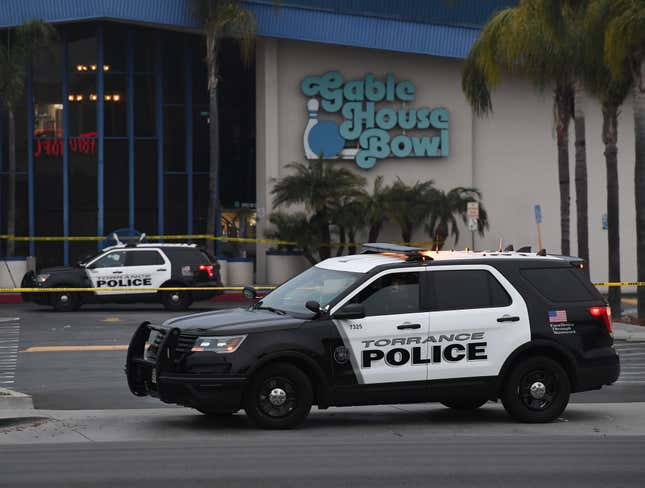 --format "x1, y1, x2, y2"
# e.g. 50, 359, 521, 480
258, 266, 360, 316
